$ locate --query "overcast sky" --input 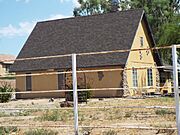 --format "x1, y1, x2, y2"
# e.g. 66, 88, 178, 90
0, 0, 79, 56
